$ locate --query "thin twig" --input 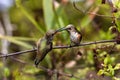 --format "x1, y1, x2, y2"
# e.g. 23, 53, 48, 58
38, 66, 80, 79
10, 57, 26, 64
72, 2, 118, 19
0, 39, 116, 58
53, 39, 116, 49
0, 49, 37, 58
